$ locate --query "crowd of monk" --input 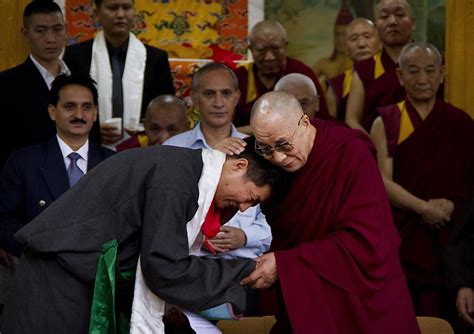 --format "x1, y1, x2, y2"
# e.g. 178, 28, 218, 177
0, 0, 473, 333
